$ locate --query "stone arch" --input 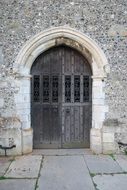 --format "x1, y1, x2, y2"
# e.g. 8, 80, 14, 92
14, 27, 109, 154
15, 27, 109, 77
